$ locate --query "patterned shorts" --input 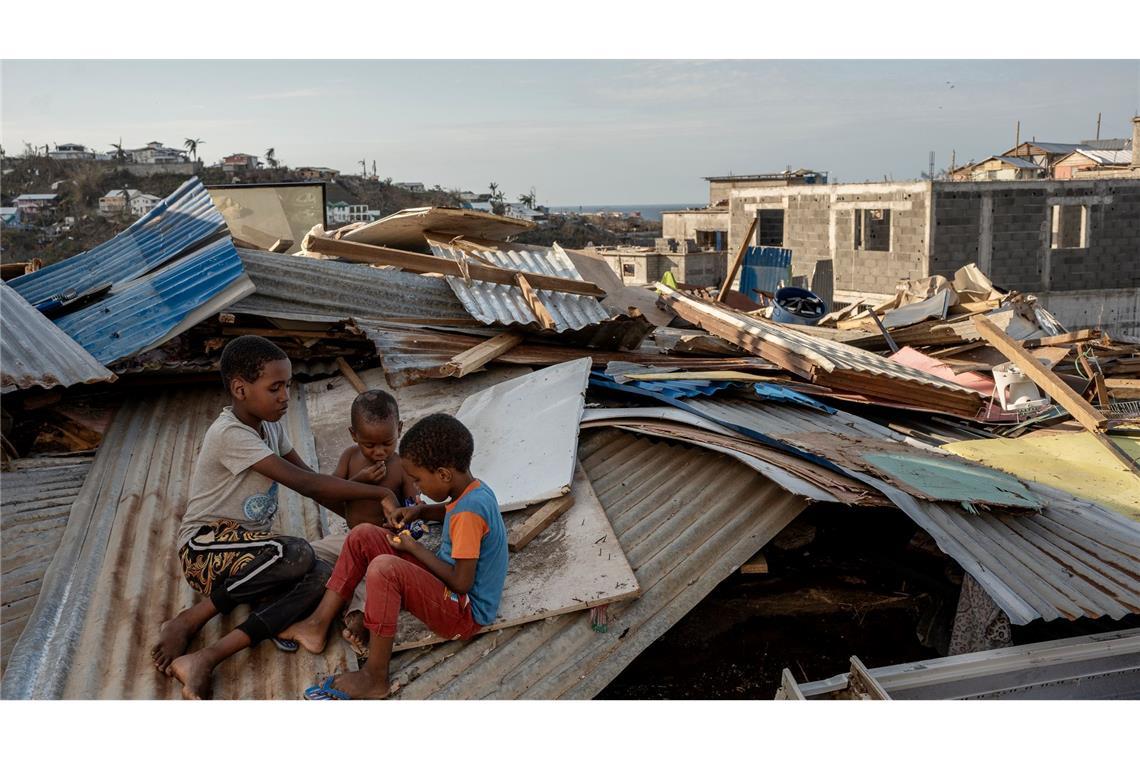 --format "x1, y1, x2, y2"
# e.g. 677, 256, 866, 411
179, 519, 276, 598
